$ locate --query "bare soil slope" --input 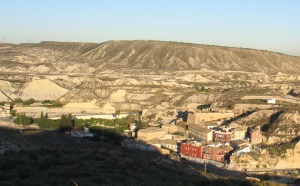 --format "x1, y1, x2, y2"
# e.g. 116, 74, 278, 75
1, 40, 300, 74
